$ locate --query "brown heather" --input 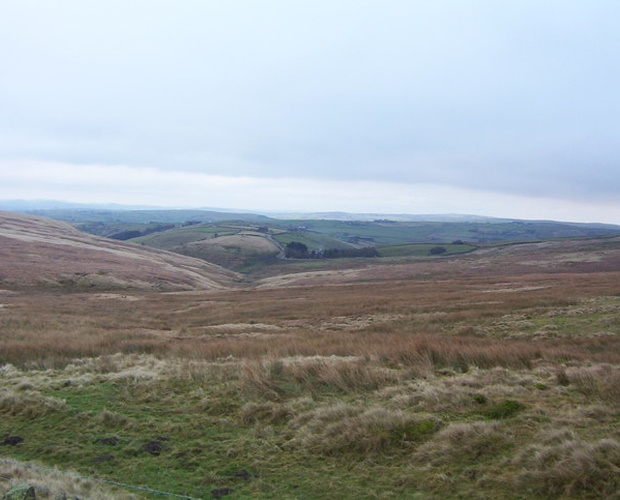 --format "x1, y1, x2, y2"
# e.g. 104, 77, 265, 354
1, 280, 619, 369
